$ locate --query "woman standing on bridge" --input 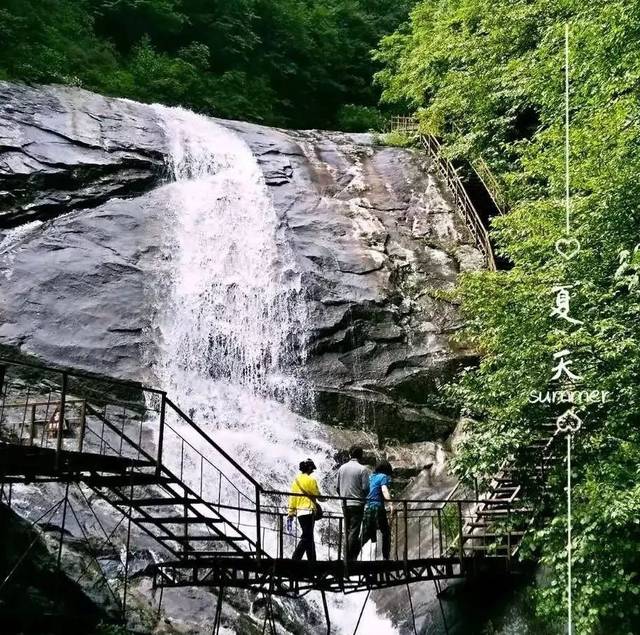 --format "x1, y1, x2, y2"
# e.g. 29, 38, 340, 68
287, 458, 323, 561
361, 460, 393, 560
